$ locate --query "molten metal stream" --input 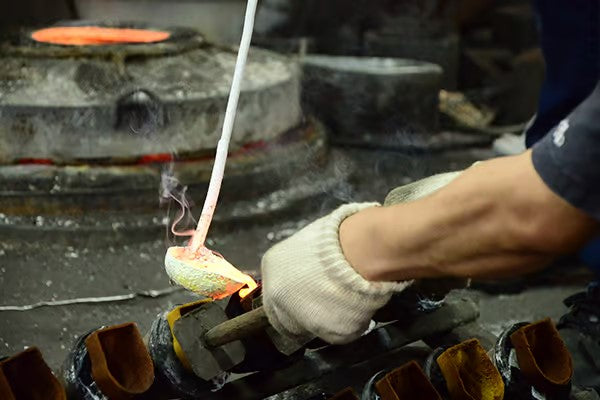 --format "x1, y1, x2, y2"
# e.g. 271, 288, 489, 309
167, 0, 259, 298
